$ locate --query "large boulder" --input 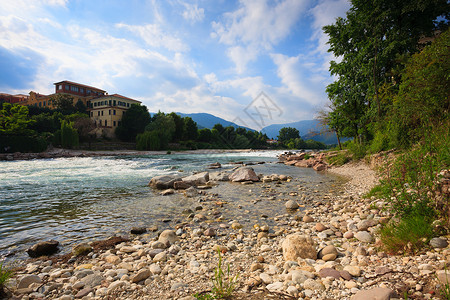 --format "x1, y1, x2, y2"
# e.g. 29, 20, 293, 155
149, 175, 182, 190
27, 240, 59, 258
182, 172, 209, 186
229, 167, 259, 182
281, 234, 317, 261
